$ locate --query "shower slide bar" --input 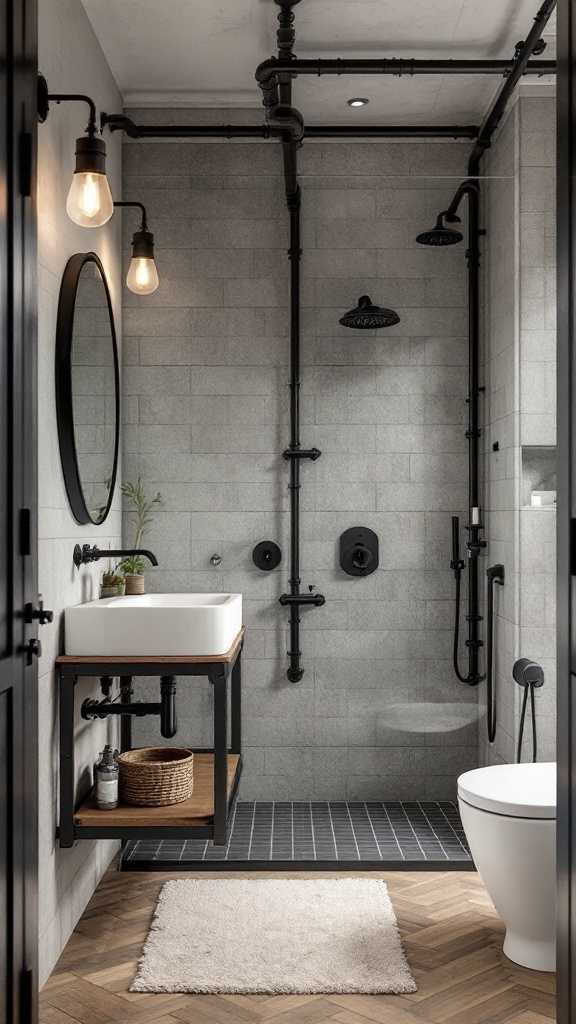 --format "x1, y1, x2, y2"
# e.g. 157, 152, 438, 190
486, 564, 505, 743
